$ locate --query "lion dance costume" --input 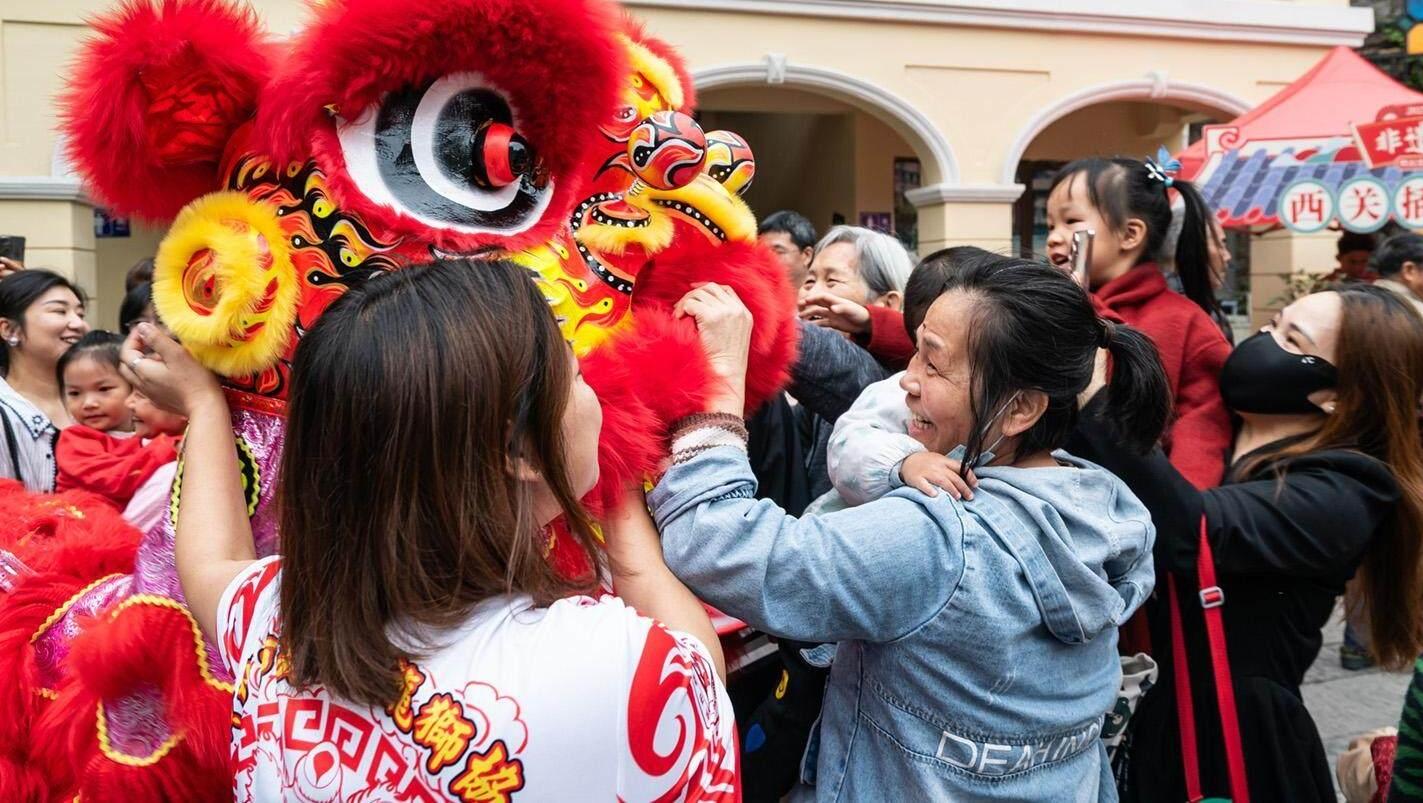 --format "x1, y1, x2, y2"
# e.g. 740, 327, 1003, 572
0, 0, 796, 798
